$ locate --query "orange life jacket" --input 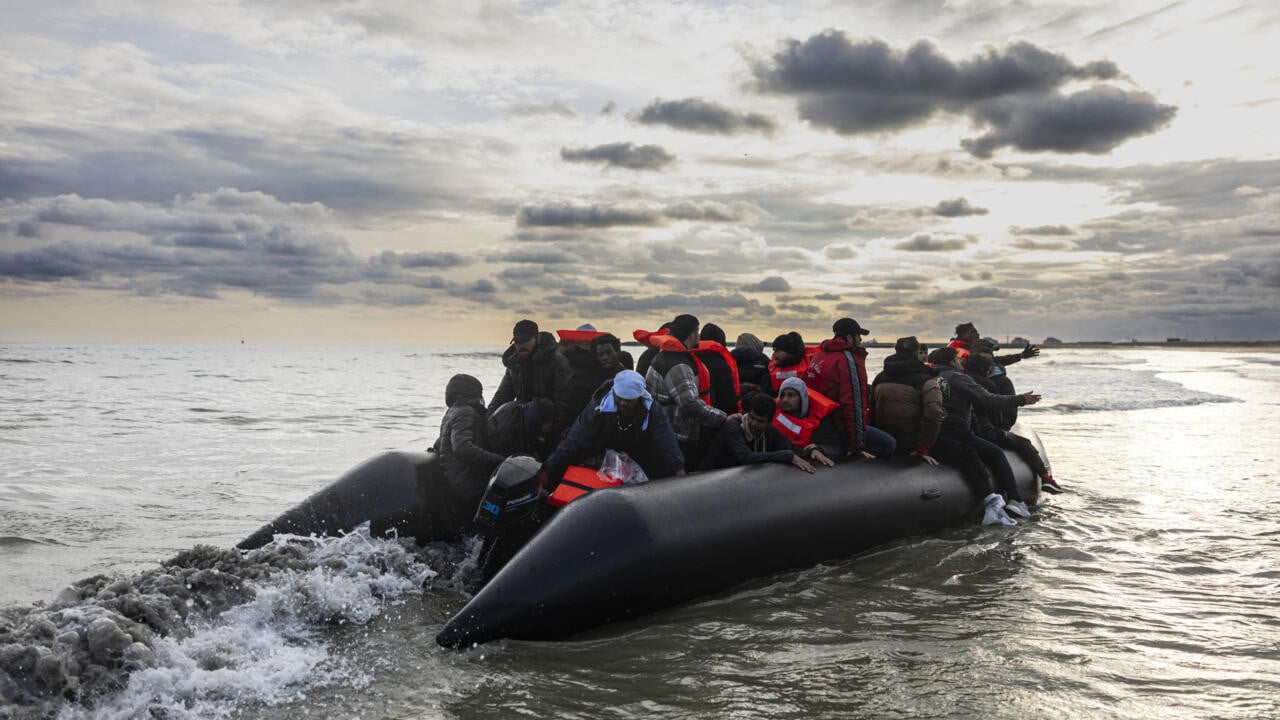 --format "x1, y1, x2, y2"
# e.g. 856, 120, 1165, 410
633, 330, 740, 408
546, 465, 623, 508
768, 345, 819, 393
771, 388, 839, 447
